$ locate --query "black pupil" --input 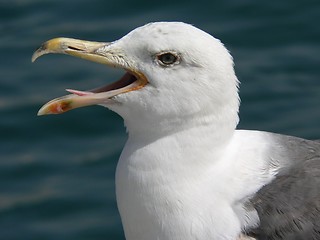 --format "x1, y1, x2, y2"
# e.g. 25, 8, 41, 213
160, 53, 177, 64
